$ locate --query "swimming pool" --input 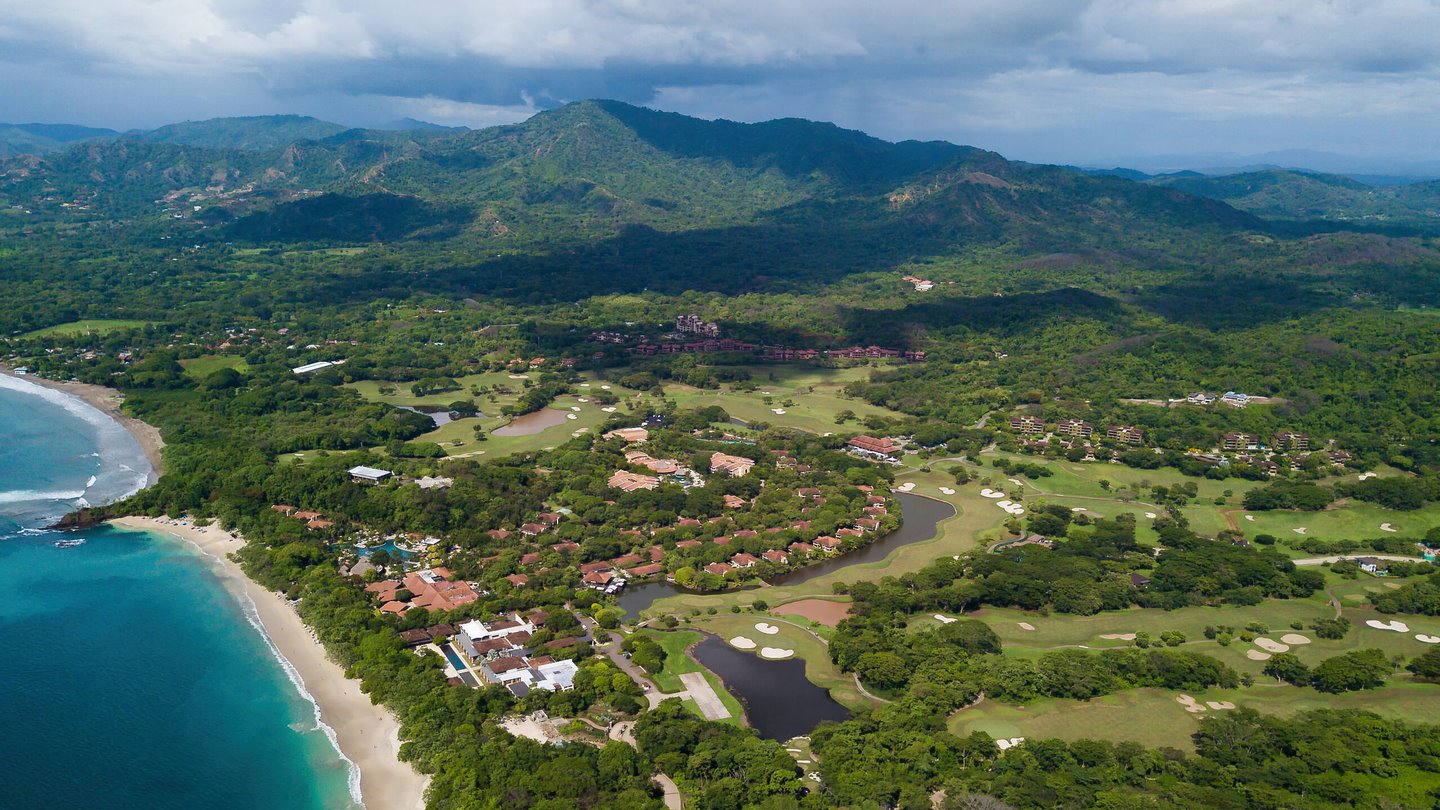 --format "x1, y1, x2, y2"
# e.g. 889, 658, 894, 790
441, 644, 469, 672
